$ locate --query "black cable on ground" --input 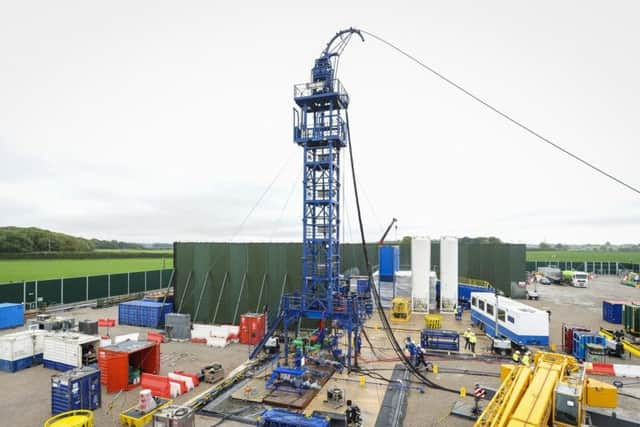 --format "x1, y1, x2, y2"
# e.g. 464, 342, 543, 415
345, 109, 459, 395
360, 29, 640, 197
